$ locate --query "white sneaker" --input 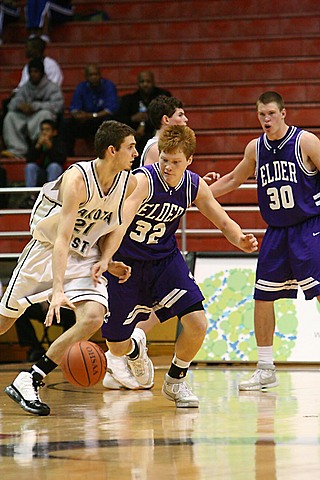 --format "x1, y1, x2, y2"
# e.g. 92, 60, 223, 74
162, 373, 199, 408
4, 371, 50, 416
127, 328, 154, 388
105, 351, 140, 389
238, 364, 279, 391
102, 370, 125, 390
